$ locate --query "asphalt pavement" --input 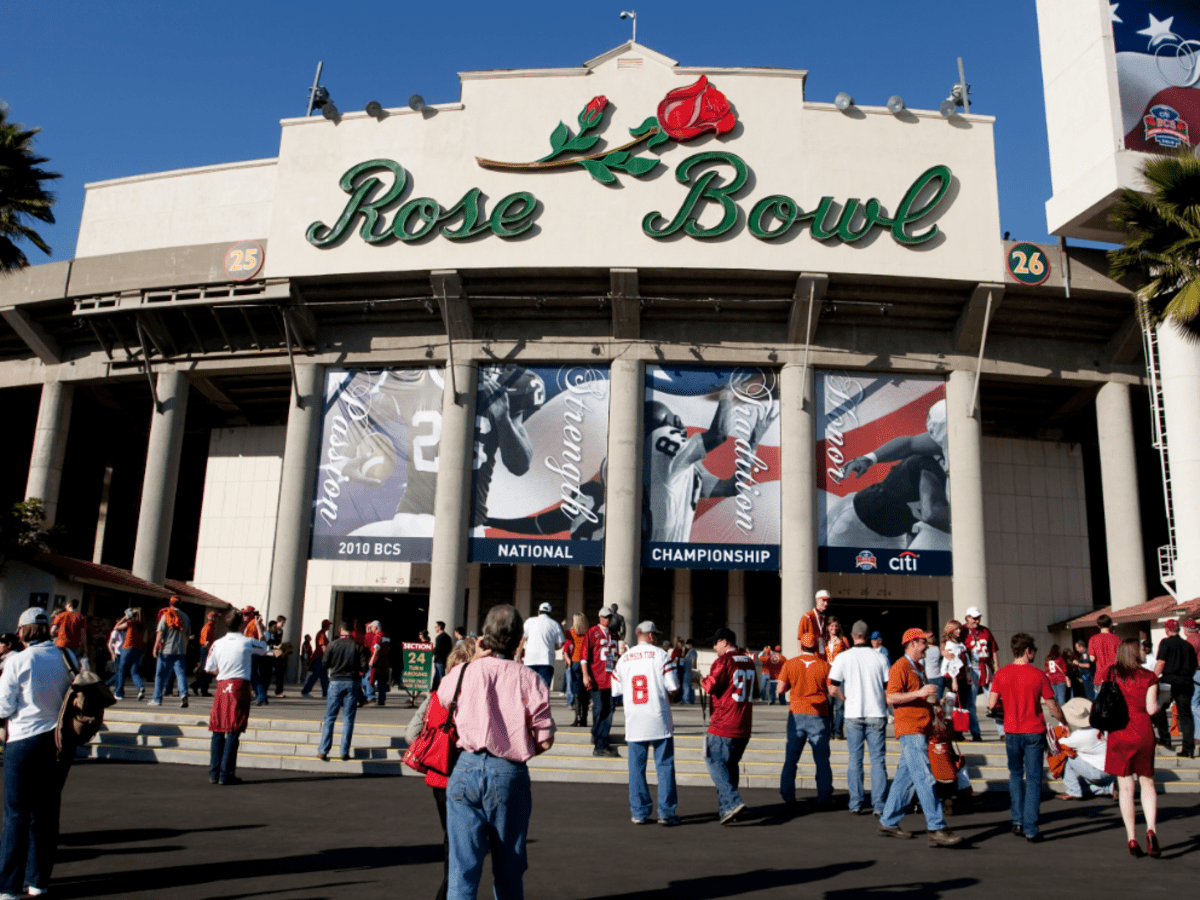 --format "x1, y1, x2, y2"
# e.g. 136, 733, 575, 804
33, 758, 1200, 899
